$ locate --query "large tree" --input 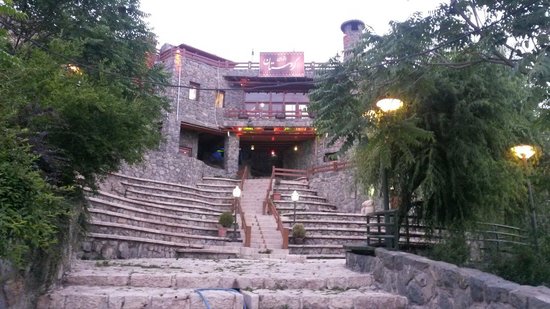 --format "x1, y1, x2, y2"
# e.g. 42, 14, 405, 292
309, 0, 548, 227
0, 0, 168, 270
